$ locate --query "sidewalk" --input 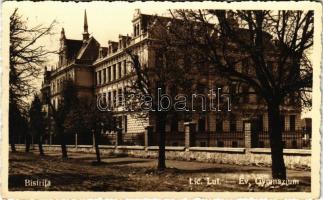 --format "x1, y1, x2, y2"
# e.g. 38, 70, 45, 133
9, 151, 310, 192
